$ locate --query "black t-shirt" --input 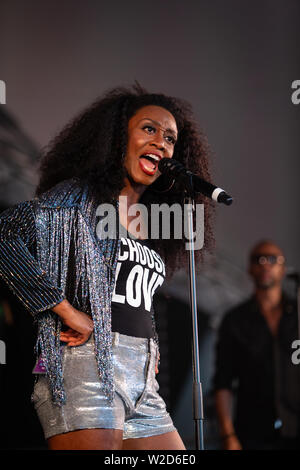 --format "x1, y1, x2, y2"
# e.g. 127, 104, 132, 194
111, 237, 165, 338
